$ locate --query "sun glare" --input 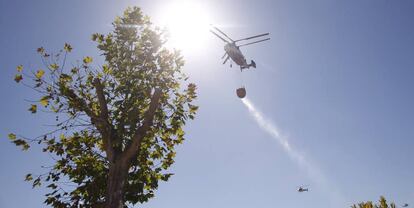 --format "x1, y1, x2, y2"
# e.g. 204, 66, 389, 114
158, 1, 212, 53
